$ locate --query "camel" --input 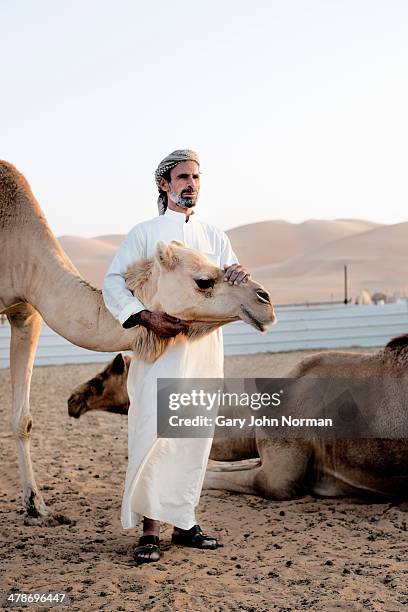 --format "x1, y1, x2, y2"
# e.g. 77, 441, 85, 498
355, 289, 372, 305
0, 160, 275, 525
68, 337, 408, 500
